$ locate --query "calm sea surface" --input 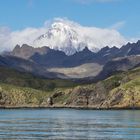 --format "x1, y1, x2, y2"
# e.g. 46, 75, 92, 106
0, 109, 140, 140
